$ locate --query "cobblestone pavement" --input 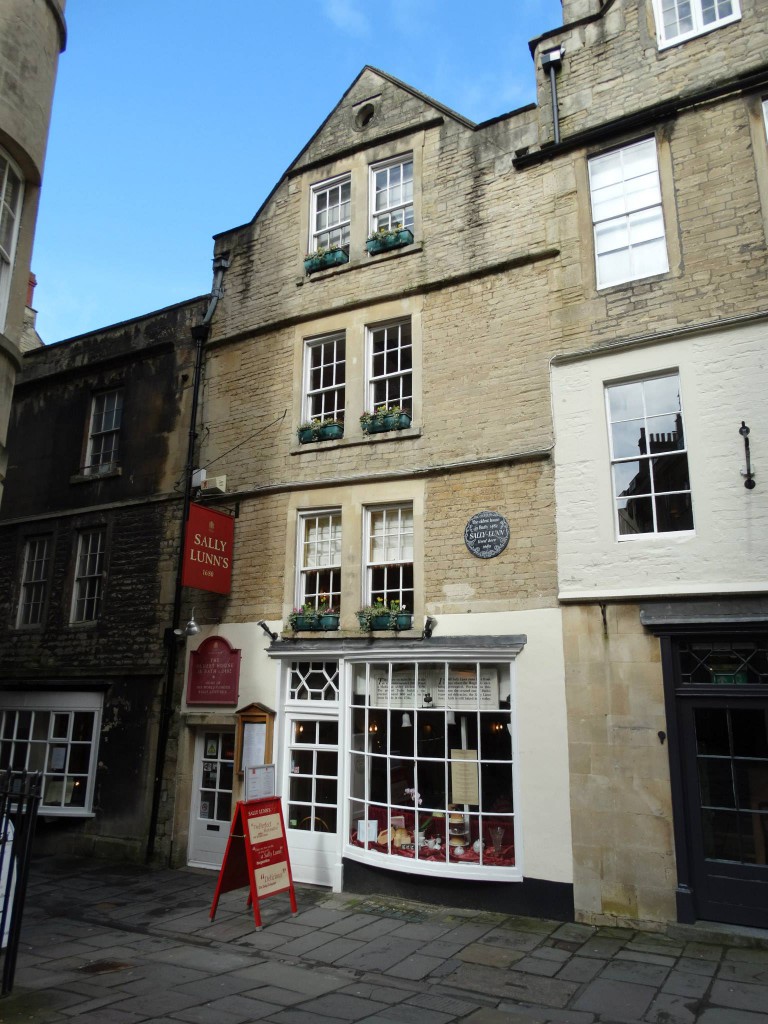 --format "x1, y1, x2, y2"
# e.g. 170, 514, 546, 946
2, 857, 768, 1023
